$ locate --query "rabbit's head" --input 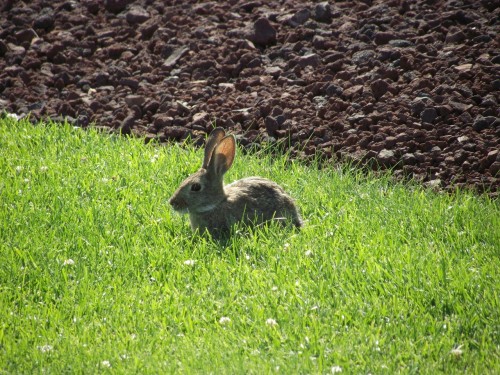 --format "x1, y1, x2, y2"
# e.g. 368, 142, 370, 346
169, 128, 235, 214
